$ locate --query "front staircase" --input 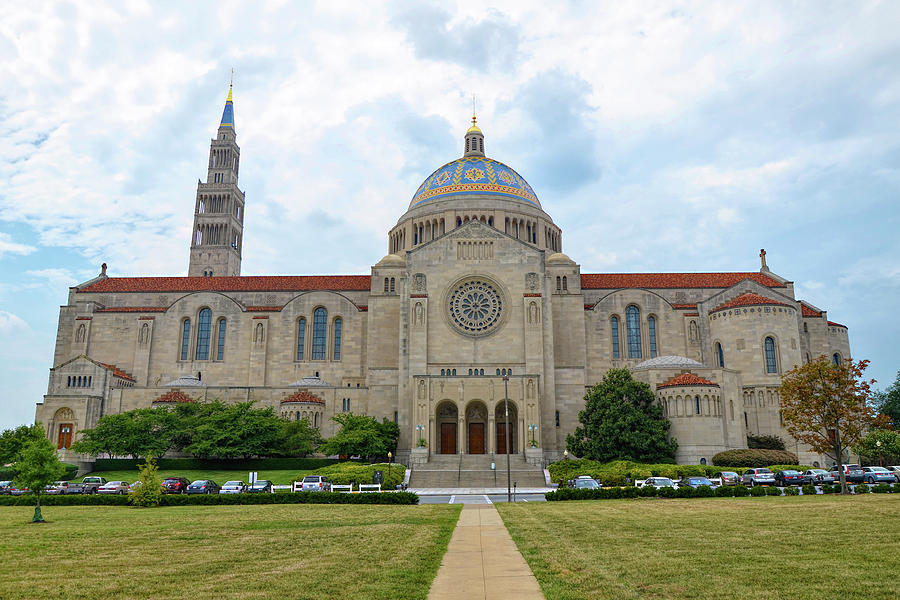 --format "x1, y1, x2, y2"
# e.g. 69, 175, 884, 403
409, 454, 546, 488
